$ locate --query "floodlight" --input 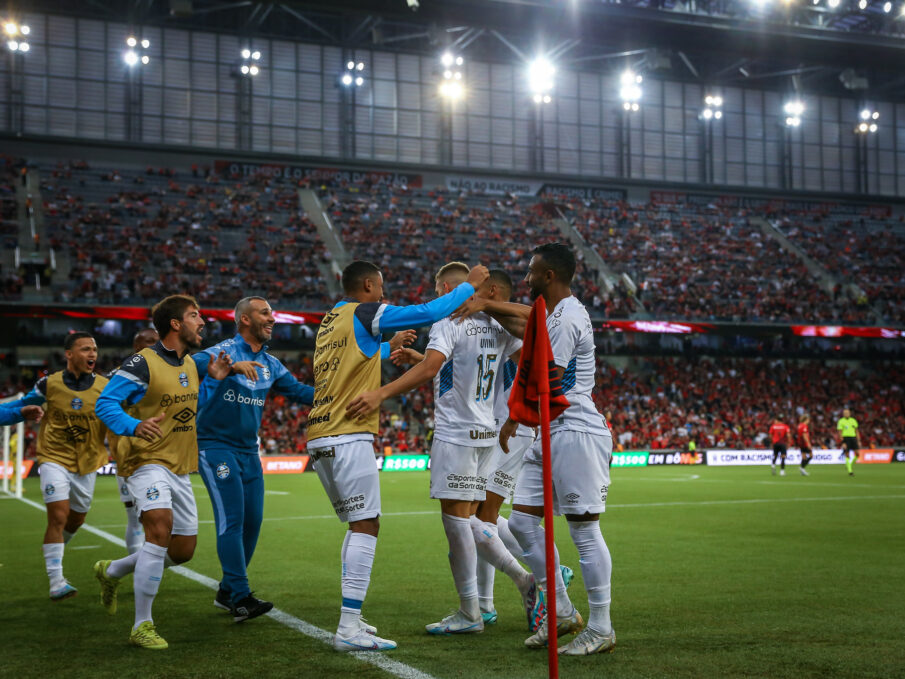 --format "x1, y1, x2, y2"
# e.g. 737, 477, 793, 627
443, 69, 452, 79
534, 94, 543, 104
355, 76, 363, 86
860, 109, 871, 120
252, 50, 261, 60
883, 1, 892, 11
356, 62, 364, 71
828, 0, 840, 8
3, 22, 16, 36
141, 39, 150, 49
140, 54, 149, 64
783, 100, 805, 117
528, 57, 555, 97
249, 65, 259, 76
124, 50, 139, 66
455, 56, 463, 66
7, 39, 18, 51
785, 116, 801, 127
872, 111, 879, 120
241, 64, 250, 75
341, 73, 352, 86
702, 108, 714, 120
441, 52, 454, 67
869, 123, 878, 132
19, 24, 29, 35
858, 0, 867, 8
714, 110, 723, 119
858, 122, 869, 133
127, 36, 137, 47
242, 49, 252, 59
346, 60, 355, 70
439, 81, 464, 100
